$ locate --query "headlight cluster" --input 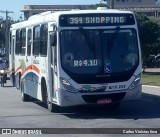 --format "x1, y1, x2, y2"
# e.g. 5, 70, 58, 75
60, 77, 76, 92
129, 73, 141, 89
